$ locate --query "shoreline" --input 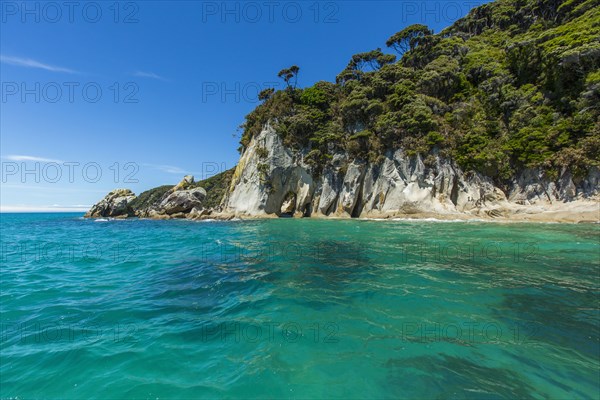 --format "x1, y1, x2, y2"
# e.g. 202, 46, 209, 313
88, 200, 600, 224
